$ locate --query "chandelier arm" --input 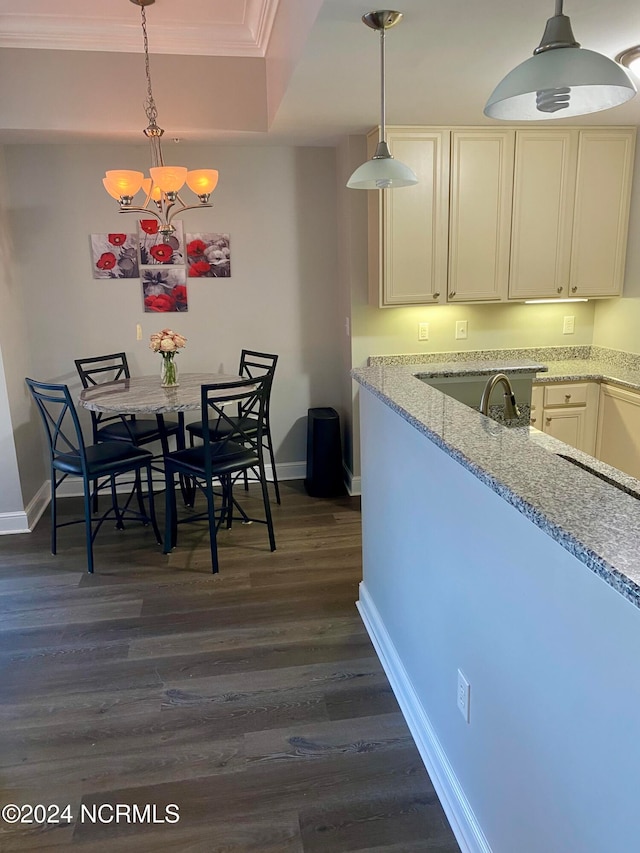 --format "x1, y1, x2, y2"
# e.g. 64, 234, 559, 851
167, 204, 212, 227
118, 206, 162, 223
